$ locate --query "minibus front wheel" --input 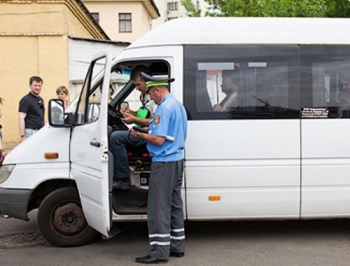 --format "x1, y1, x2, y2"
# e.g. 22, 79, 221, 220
37, 187, 98, 247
